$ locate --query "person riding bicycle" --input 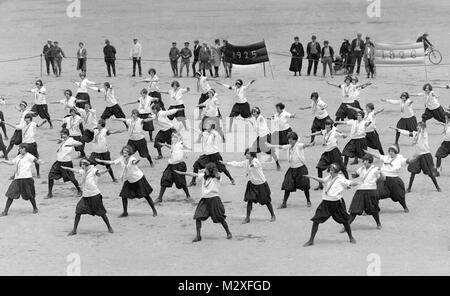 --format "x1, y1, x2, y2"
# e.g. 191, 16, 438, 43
417, 33, 432, 51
